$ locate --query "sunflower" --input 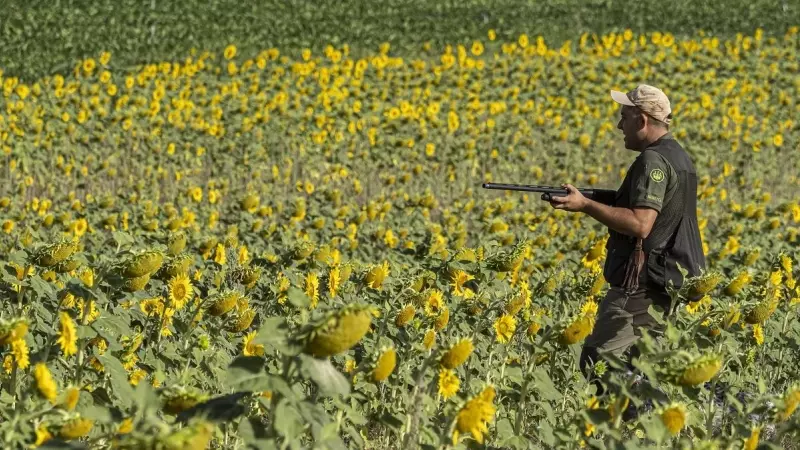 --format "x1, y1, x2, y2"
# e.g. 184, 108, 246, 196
57, 312, 78, 358
59, 416, 93, 440
423, 329, 436, 350
304, 306, 374, 358
776, 384, 800, 421
493, 314, 516, 344
395, 304, 415, 327
440, 338, 474, 369
677, 353, 722, 386
328, 266, 341, 298
434, 307, 450, 331
452, 385, 496, 445
167, 273, 193, 309
34, 363, 58, 404
660, 403, 686, 436
438, 368, 459, 399
744, 426, 760, 450
364, 261, 390, 290
62, 387, 80, 411
242, 331, 265, 357
423, 289, 444, 316
305, 272, 320, 308
371, 347, 396, 382
559, 314, 594, 346
450, 269, 474, 296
